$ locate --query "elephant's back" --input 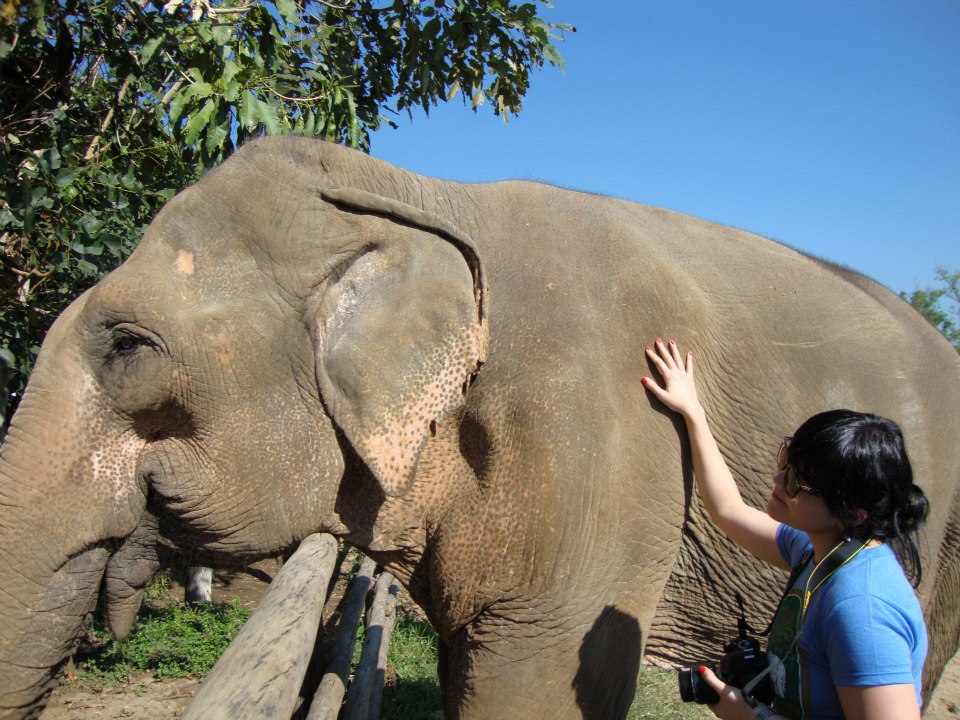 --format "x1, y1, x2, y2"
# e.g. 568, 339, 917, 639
465, 178, 960, 657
